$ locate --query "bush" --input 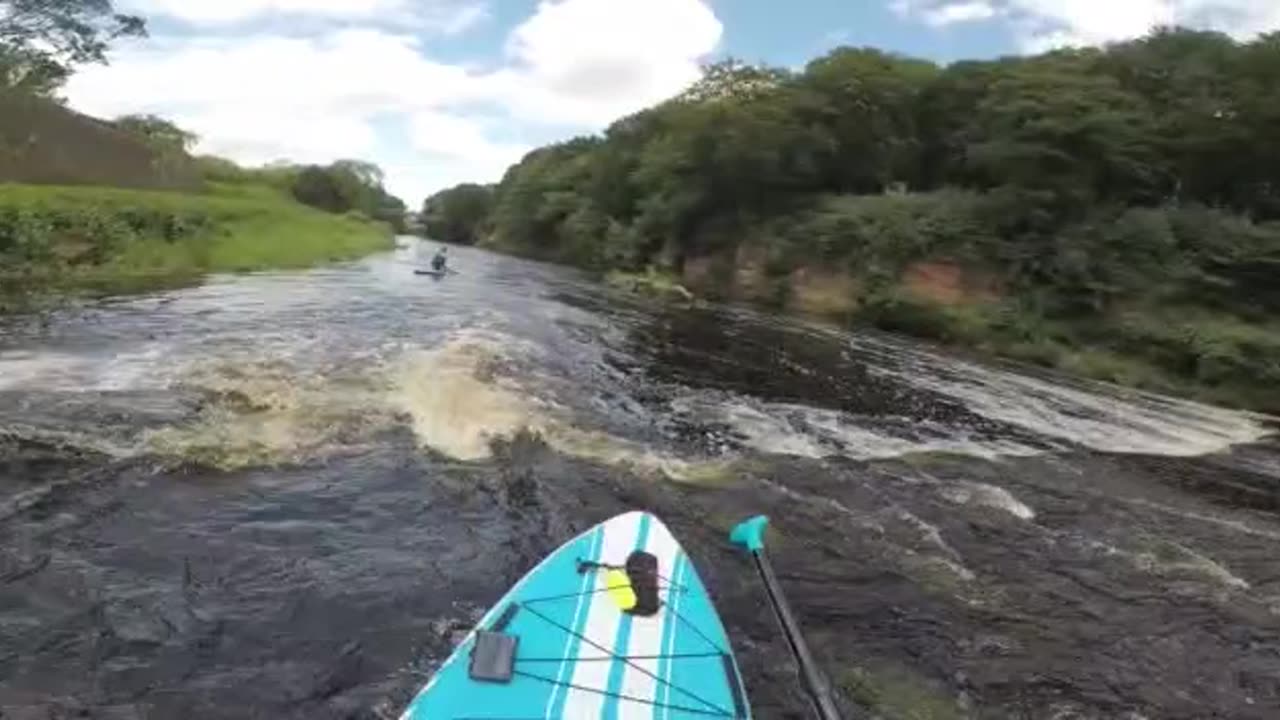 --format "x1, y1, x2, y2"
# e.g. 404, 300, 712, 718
291, 165, 350, 213
0, 183, 393, 292
1107, 309, 1280, 387
857, 291, 961, 341
771, 190, 995, 281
